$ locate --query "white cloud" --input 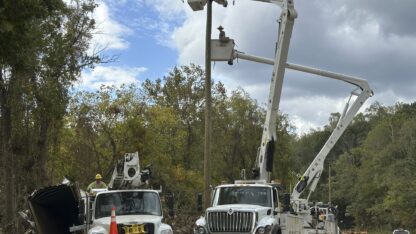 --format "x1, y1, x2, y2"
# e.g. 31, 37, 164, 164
173, 10, 206, 64
116, 0, 188, 48
78, 66, 147, 89
144, 0, 185, 19
91, 1, 131, 50
169, 0, 416, 134
80, 0, 416, 134
281, 96, 347, 134
291, 115, 320, 136
173, 1, 277, 66
75, 1, 144, 91
130, 16, 174, 47
372, 89, 415, 107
